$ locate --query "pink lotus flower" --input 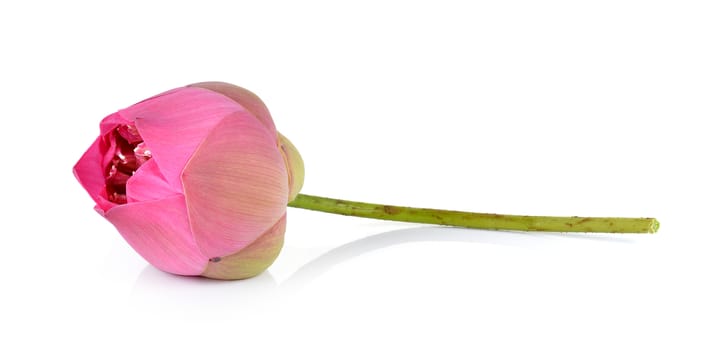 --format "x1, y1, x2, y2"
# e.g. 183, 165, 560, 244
74, 82, 304, 280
